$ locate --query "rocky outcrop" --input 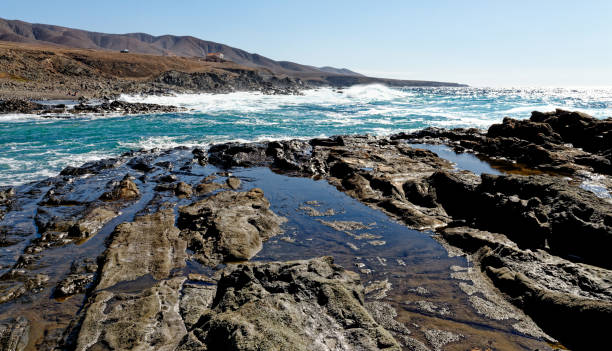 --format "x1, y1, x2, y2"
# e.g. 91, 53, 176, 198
0, 98, 185, 116
400, 109, 612, 175
97, 207, 186, 290
177, 188, 286, 264
0, 186, 14, 222
429, 172, 612, 268
0, 99, 44, 114
68, 100, 184, 115
441, 226, 612, 350
154, 70, 303, 95
208, 136, 454, 230
177, 257, 400, 351
67, 206, 117, 239
71, 277, 186, 351
204, 125, 611, 349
